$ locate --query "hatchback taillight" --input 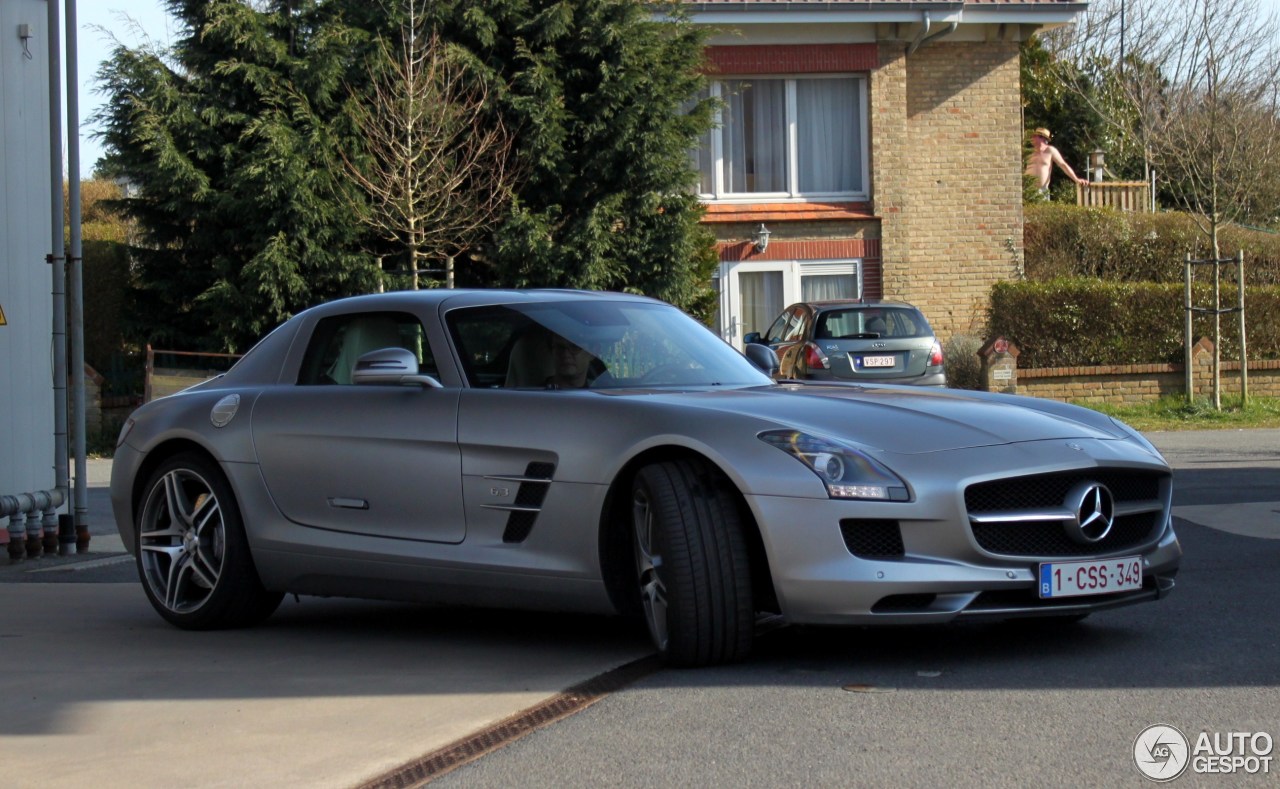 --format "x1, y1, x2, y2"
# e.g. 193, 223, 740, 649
928, 341, 944, 367
804, 342, 829, 370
